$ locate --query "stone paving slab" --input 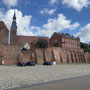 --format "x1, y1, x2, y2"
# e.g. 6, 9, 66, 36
0, 64, 90, 90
